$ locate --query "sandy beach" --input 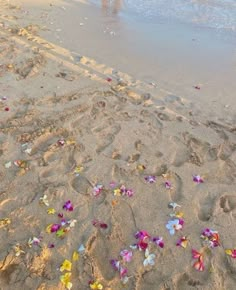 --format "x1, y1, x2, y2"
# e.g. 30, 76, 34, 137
1, 0, 236, 289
